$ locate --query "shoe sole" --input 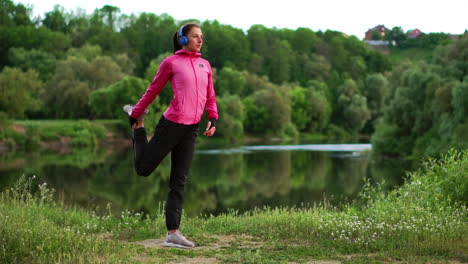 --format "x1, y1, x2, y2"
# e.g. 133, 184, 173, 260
123, 105, 149, 120
161, 242, 194, 249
